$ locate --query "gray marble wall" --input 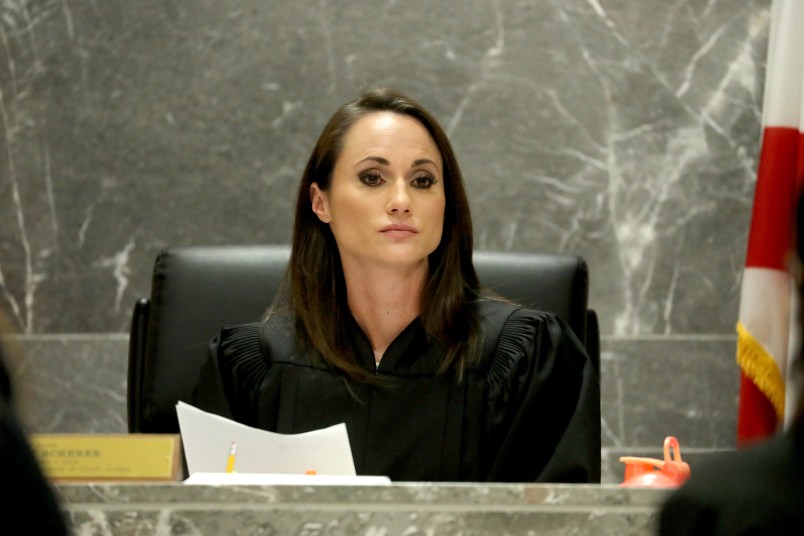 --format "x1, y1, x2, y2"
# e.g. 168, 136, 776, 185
1, 0, 769, 483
